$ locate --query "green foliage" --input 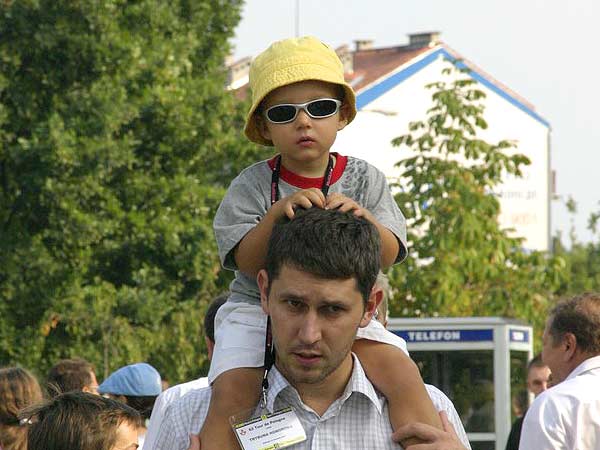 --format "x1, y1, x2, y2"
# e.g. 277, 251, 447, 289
0, 0, 264, 382
389, 60, 565, 344
552, 199, 600, 298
